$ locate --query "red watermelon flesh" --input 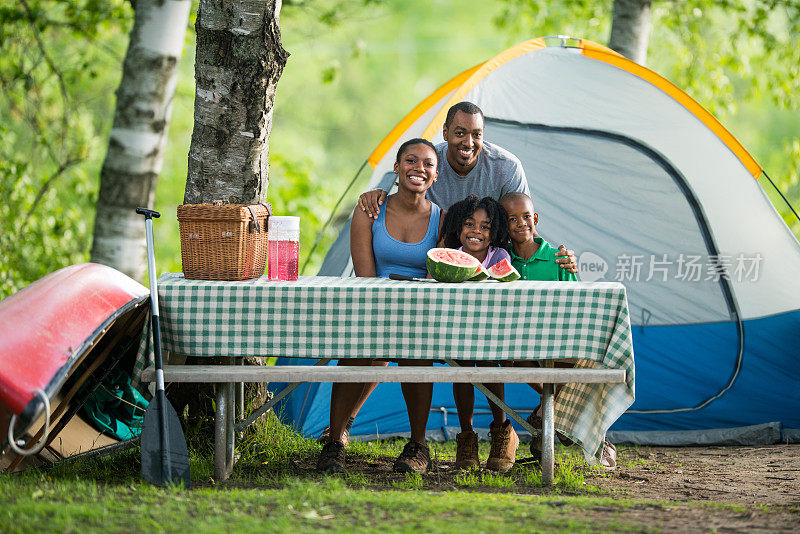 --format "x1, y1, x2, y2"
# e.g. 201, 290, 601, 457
488, 258, 520, 282
428, 249, 478, 265
426, 248, 481, 282
468, 264, 490, 281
